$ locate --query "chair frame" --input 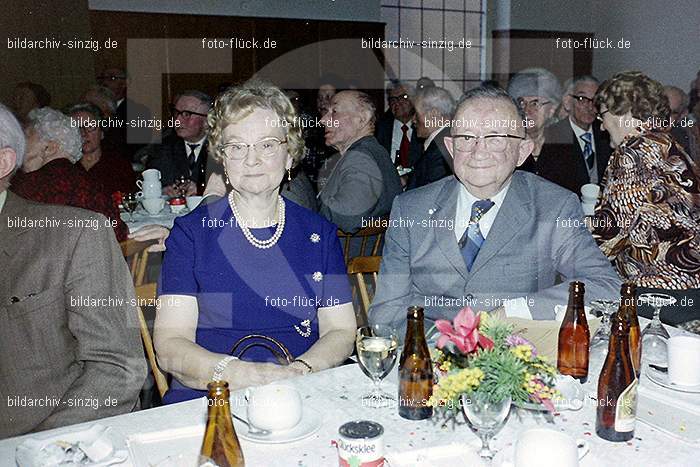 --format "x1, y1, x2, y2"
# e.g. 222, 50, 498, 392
347, 255, 382, 326
337, 225, 386, 265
